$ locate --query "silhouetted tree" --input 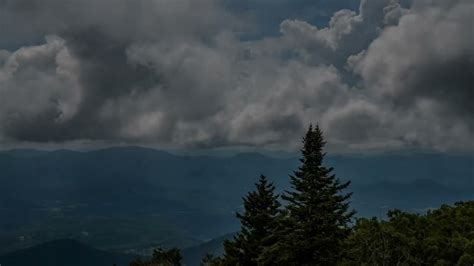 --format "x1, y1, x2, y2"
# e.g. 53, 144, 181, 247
221, 175, 281, 265
200, 253, 222, 266
262, 125, 355, 265
130, 247, 182, 266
